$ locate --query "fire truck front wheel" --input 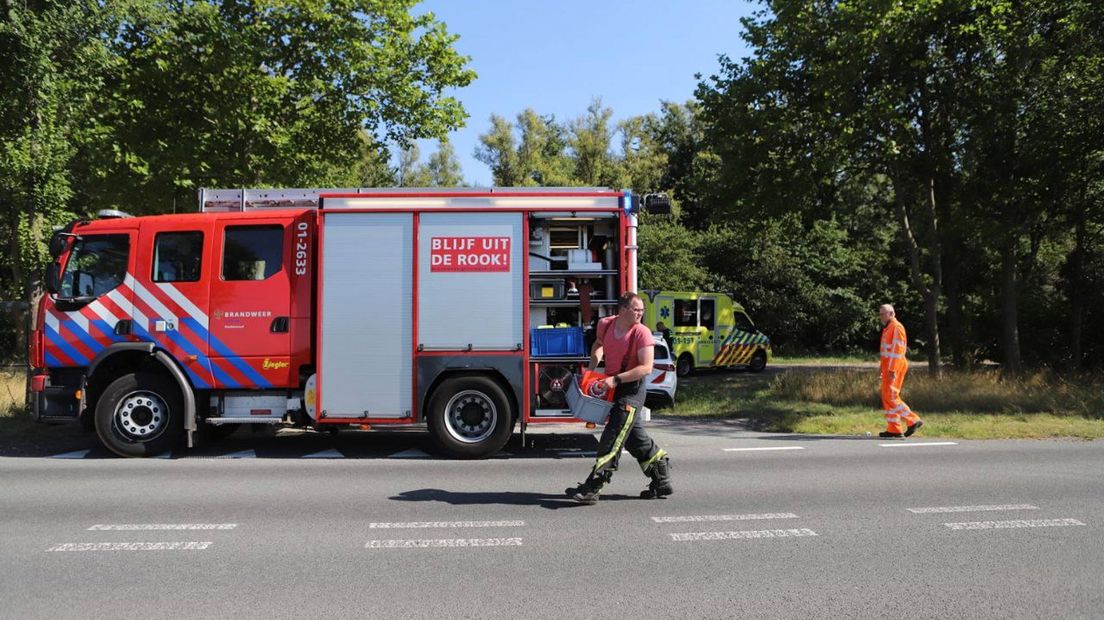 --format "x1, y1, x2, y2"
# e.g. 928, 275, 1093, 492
427, 376, 513, 459
94, 372, 184, 458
